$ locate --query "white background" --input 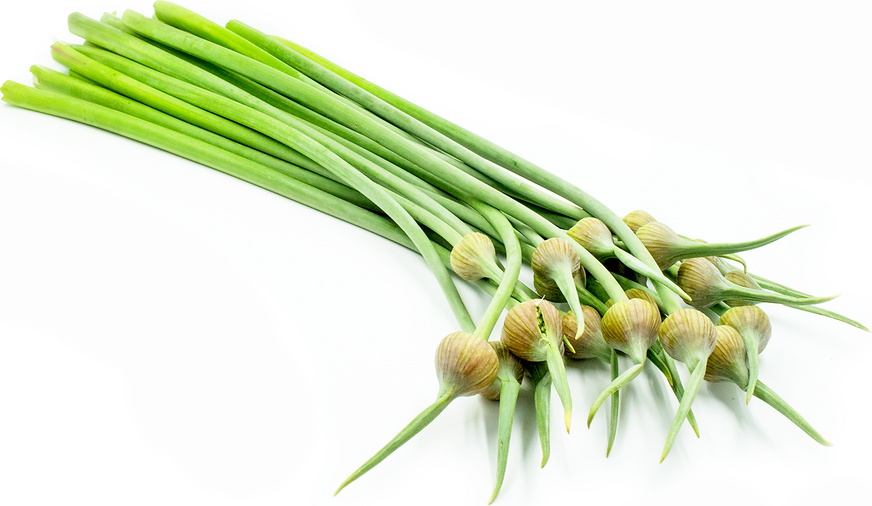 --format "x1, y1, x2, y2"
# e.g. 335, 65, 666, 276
1, 1, 870, 505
